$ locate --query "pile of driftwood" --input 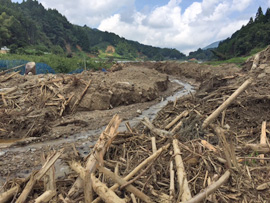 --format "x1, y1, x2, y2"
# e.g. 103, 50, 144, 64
1, 49, 270, 202
2, 68, 269, 202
